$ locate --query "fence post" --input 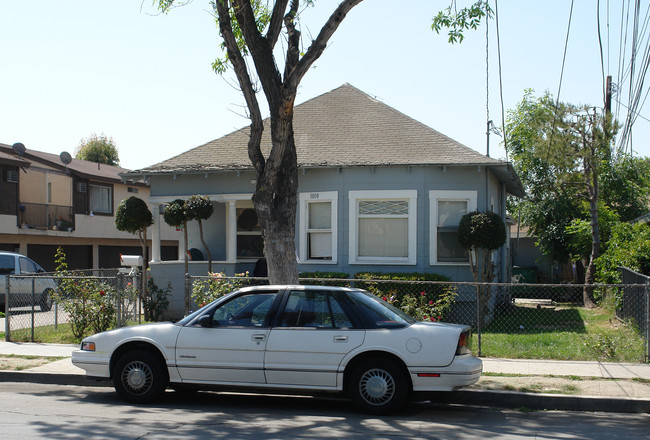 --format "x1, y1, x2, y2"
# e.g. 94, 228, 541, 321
476, 284, 482, 357
31, 276, 35, 342
646, 280, 649, 363
116, 272, 123, 328
185, 272, 191, 315
5, 276, 10, 342
137, 270, 142, 324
